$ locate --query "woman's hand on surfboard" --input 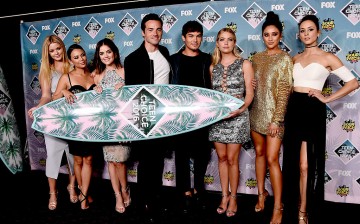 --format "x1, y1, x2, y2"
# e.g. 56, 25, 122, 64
114, 82, 125, 90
